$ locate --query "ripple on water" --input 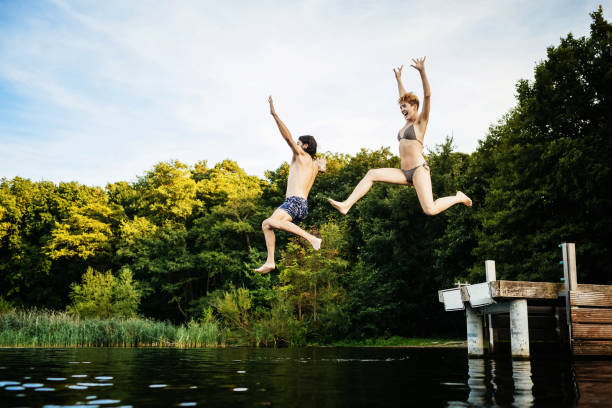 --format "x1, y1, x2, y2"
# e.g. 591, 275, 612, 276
23, 383, 45, 388
95, 376, 113, 380
35, 387, 55, 391
86, 395, 97, 400
47, 377, 67, 381
149, 384, 167, 388
179, 403, 197, 407
0, 381, 20, 387
68, 385, 88, 390
233, 387, 248, 392
77, 382, 113, 387
86, 399, 120, 405
72, 374, 88, 378
5, 386, 25, 391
